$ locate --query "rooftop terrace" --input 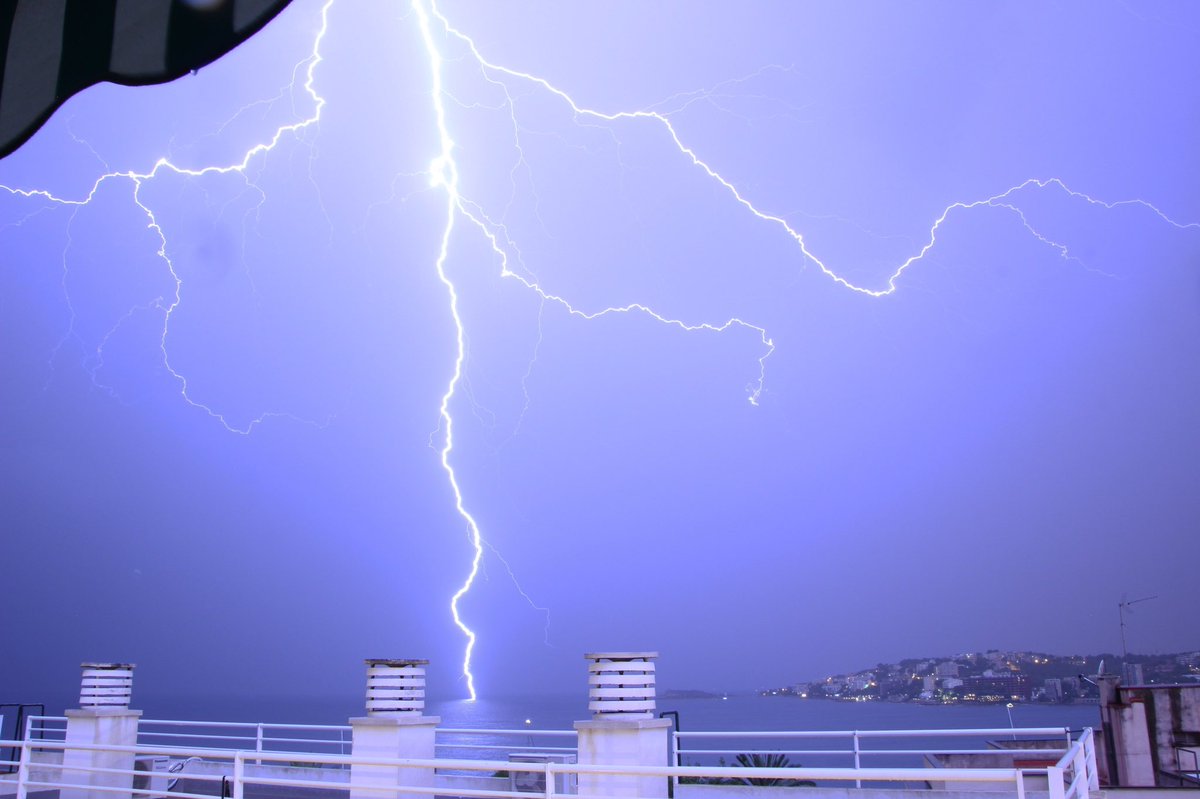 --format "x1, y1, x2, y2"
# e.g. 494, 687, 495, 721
0, 655, 1112, 799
